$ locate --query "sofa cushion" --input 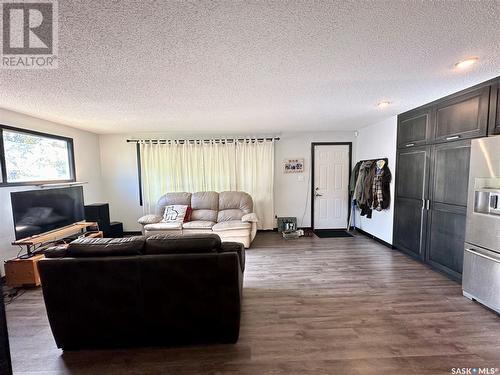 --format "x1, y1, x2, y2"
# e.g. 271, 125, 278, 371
182, 220, 215, 229
144, 222, 182, 231
144, 234, 221, 255
218, 209, 245, 222
67, 236, 145, 257
212, 221, 252, 231
191, 191, 218, 222
218, 191, 253, 222
157, 192, 192, 216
